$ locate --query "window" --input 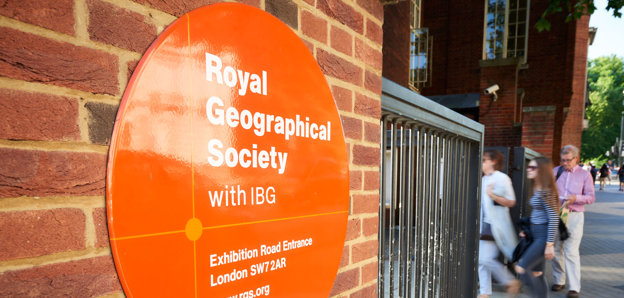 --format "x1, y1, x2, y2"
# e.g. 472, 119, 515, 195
483, 0, 530, 62
409, 0, 432, 91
